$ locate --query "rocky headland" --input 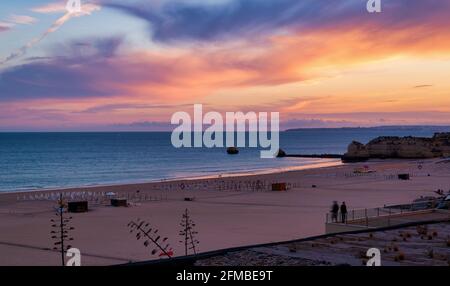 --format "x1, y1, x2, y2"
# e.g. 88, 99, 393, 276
343, 133, 450, 162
